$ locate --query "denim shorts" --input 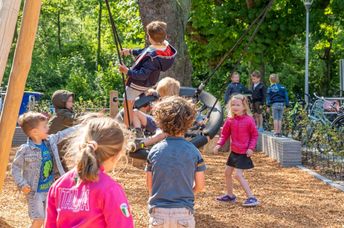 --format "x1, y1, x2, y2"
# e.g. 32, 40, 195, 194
125, 86, 145, 101
272, 102, 285, 121
27, 192, 48, 219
